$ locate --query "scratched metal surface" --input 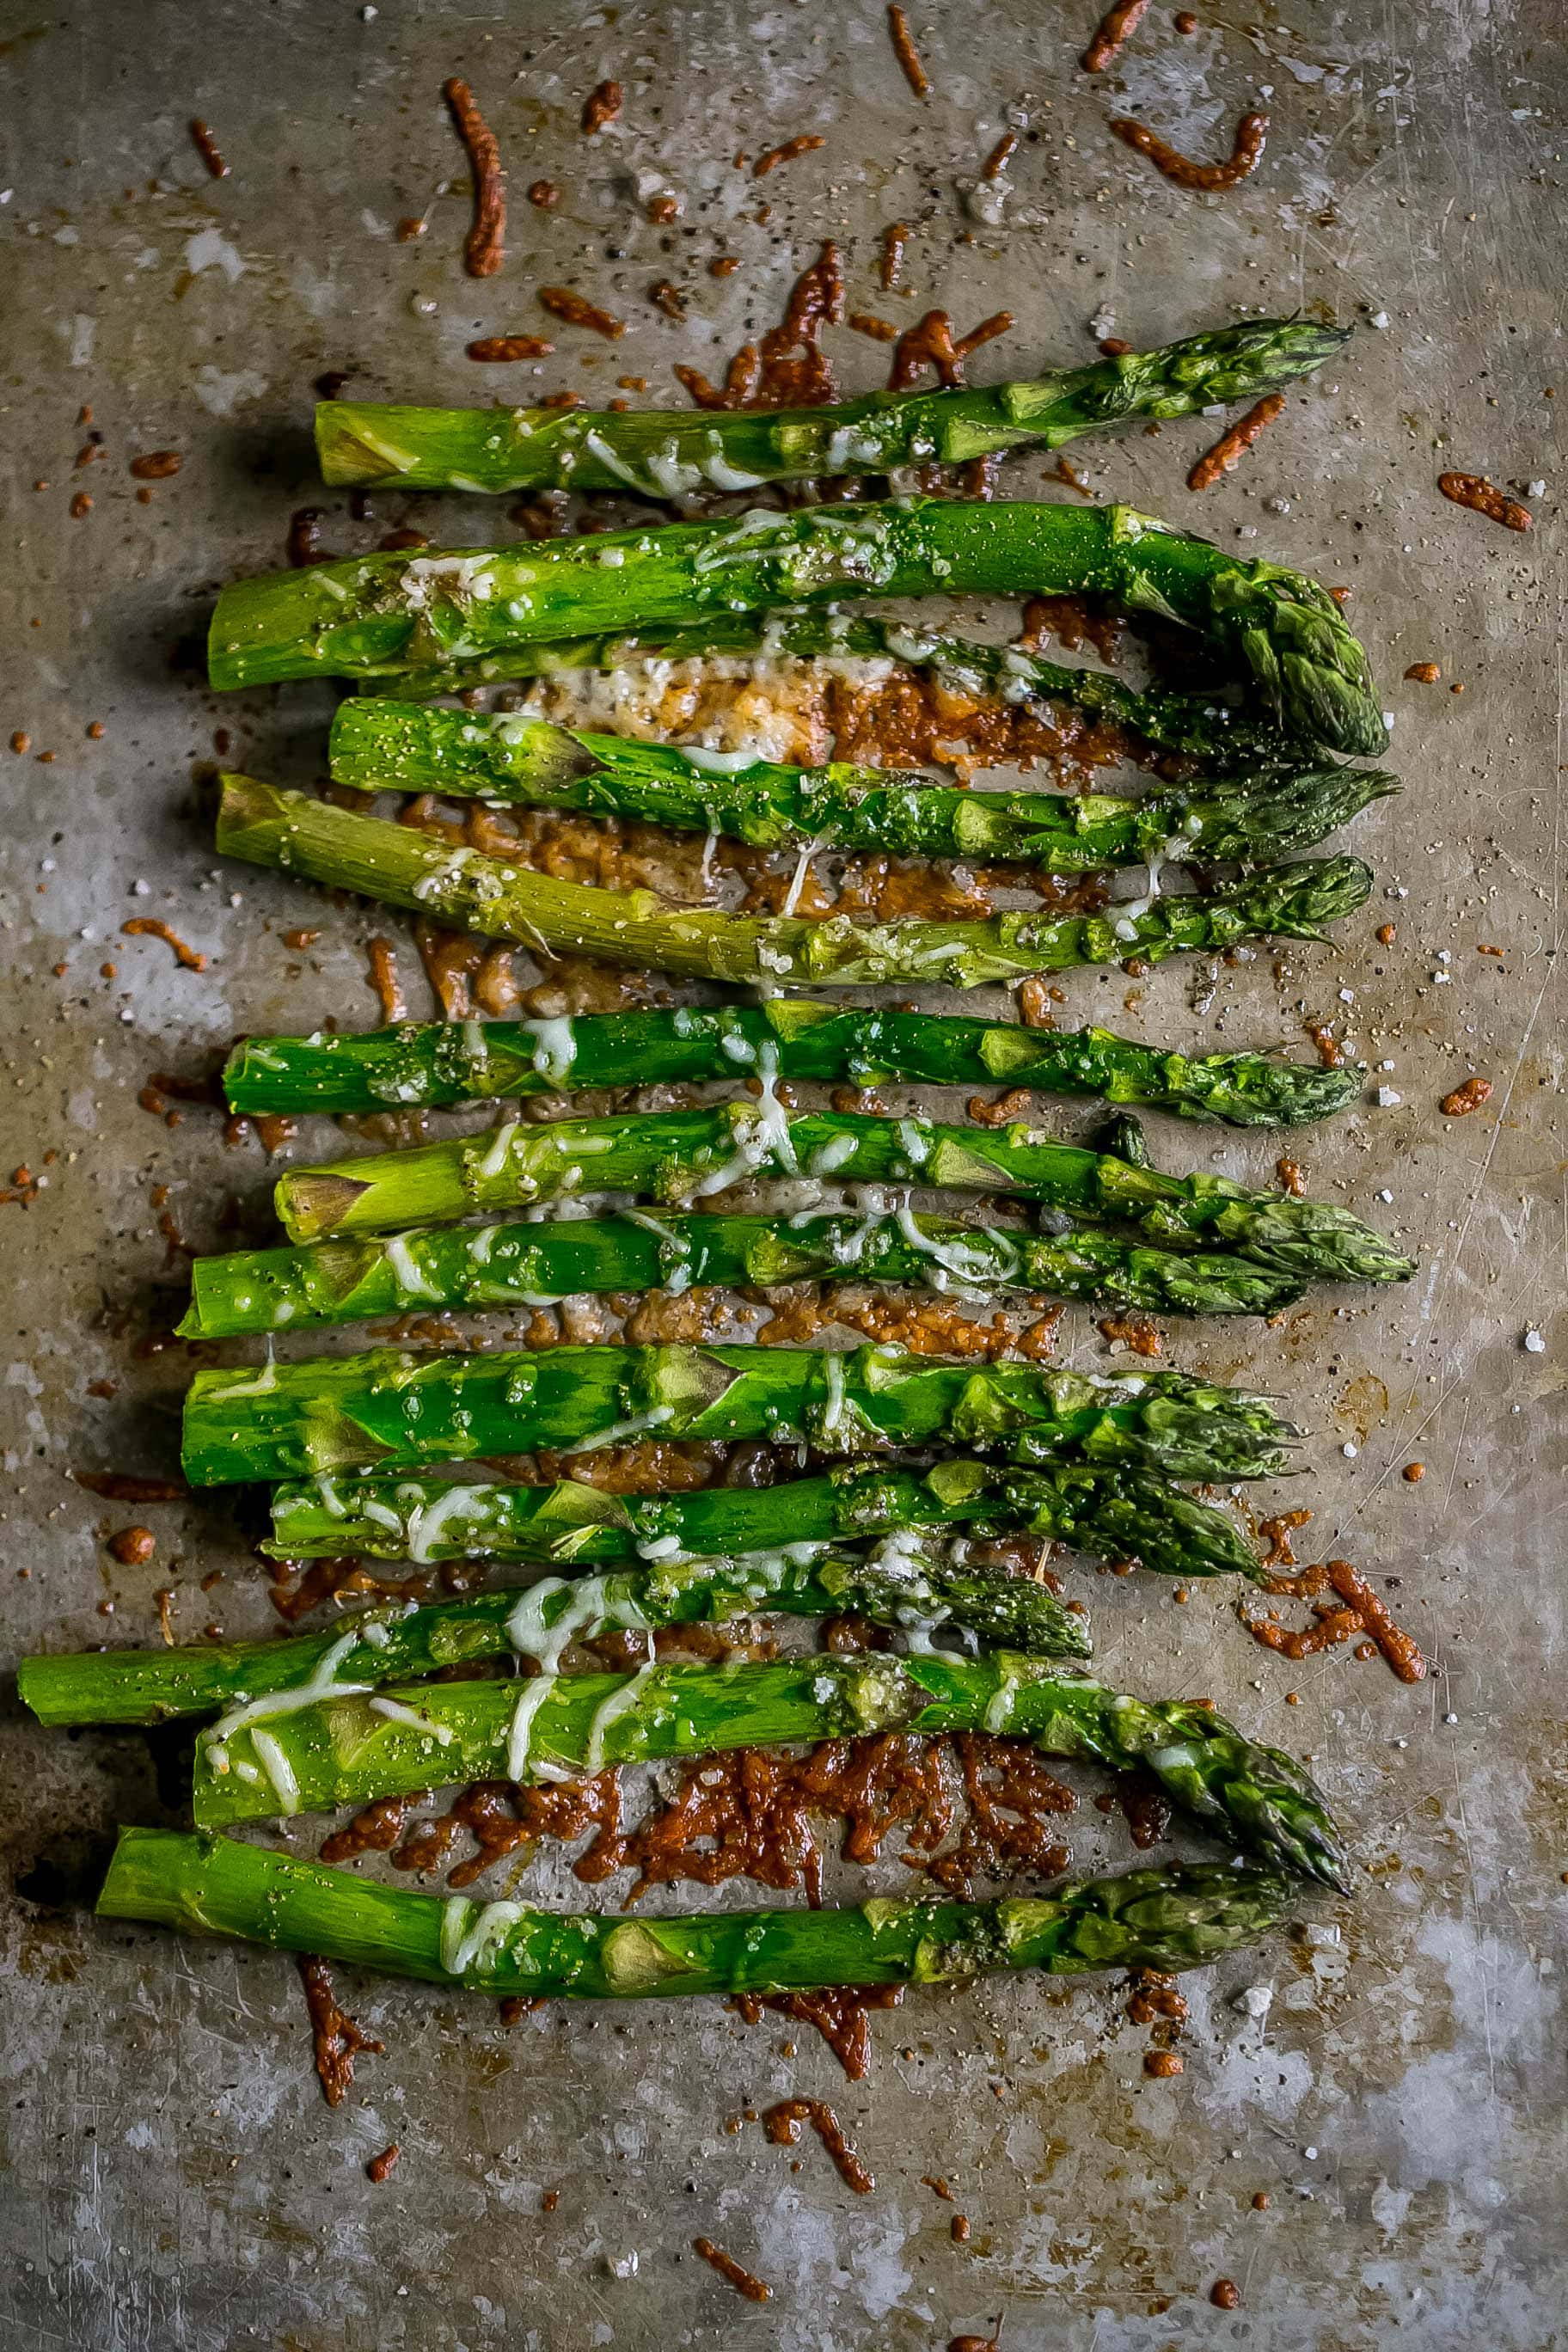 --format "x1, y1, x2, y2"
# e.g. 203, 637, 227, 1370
2, 1, 1565, 2345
